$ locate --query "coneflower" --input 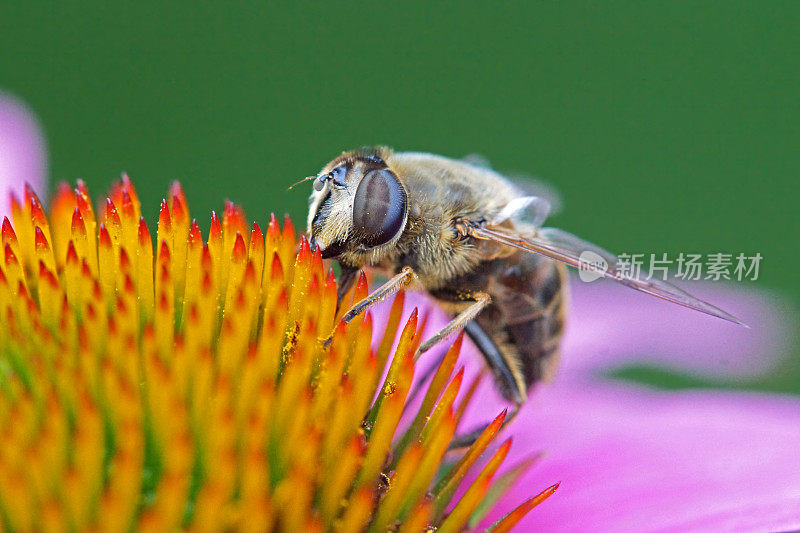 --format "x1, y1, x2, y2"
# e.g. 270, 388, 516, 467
0, 178, 556, 532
